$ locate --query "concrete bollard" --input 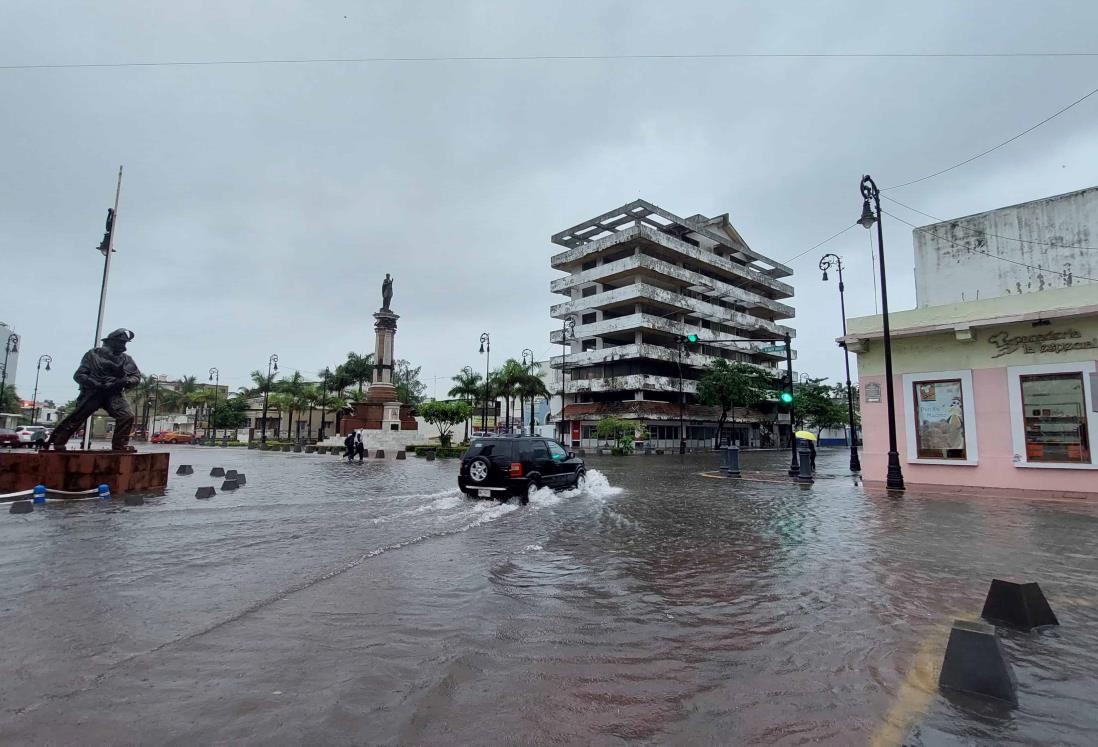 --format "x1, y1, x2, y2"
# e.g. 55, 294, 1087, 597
938, 619, 1018, 705
247, 442, 257, 449
981, 579, 1059, 630
797, 443, 814, 483
210, 467, 225, 477
124, 495, 145, 506
225, 469, 238, 478
176, 465, 194, 475
722, 445, 742, 477
221, 479, 239, 491
375, 449, 385, 459
259, 444, 270, 451
281, 445, 293, 452
426, 452, 436, 461
293, 445, 302, 453
195, 486, 216, 499
234, 473, 246, 486
396, 451, 406, 460
9, 500, 33, 514
305, 445, 316, 453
